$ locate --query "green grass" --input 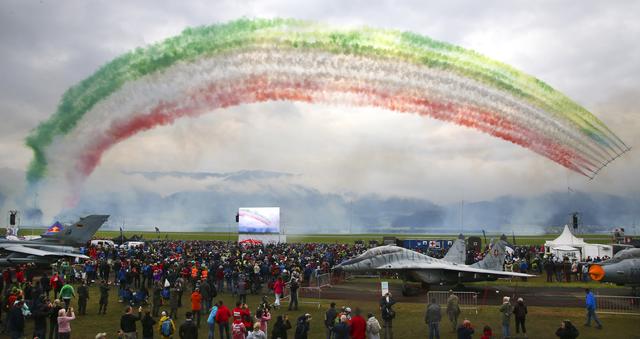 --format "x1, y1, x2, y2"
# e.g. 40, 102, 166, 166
22, 282, 638, 339
14, 228, 615, 246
